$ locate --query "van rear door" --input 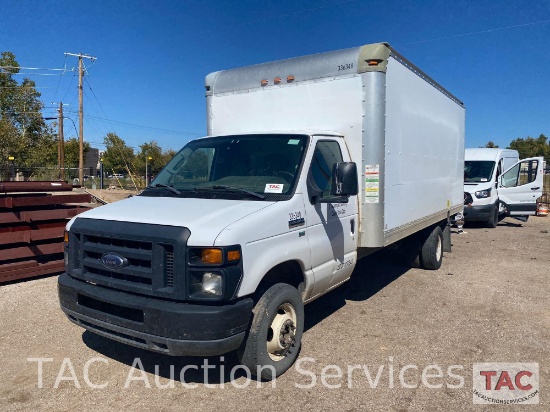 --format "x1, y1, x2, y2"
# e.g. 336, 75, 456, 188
498, 157, 544, 220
